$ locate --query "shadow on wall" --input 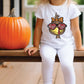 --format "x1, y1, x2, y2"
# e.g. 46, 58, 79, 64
0, 15, 2, 17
